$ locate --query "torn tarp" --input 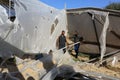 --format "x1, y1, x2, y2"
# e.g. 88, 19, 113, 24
0, 0, 67, 58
